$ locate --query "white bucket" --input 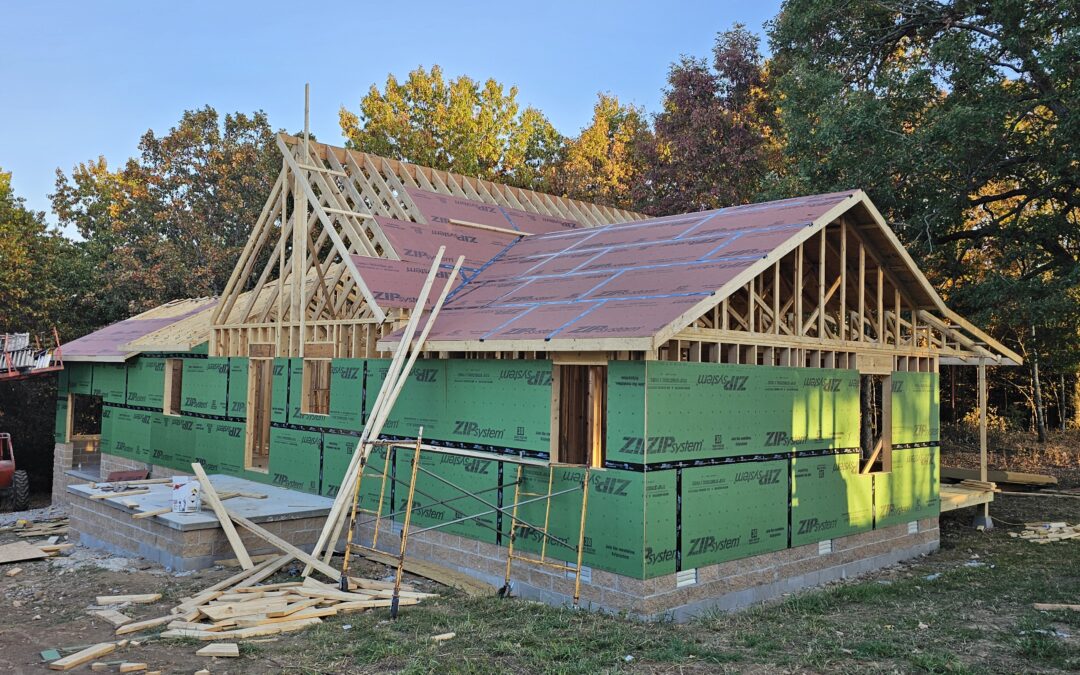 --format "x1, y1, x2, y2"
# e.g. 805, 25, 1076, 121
172, 476, 202, 513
